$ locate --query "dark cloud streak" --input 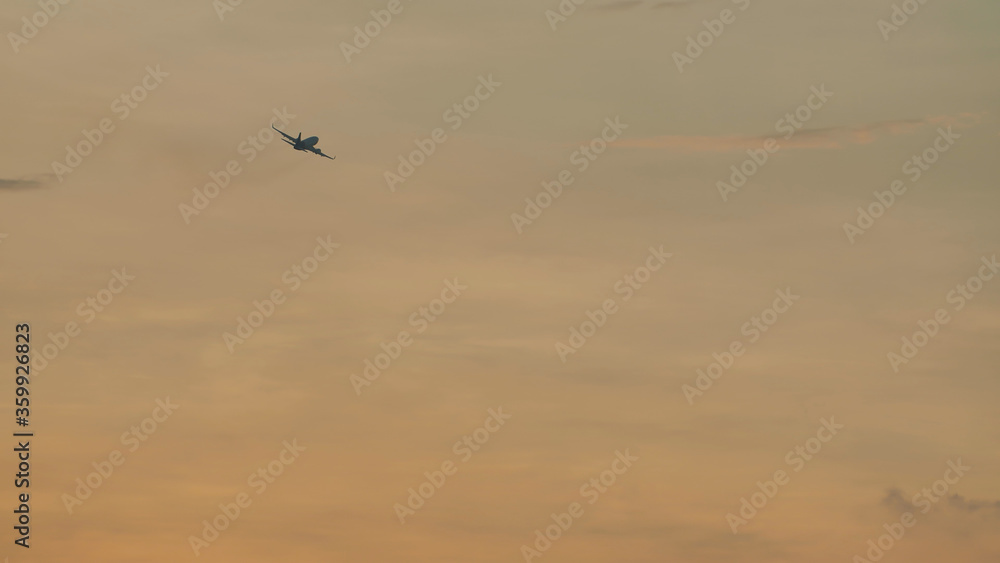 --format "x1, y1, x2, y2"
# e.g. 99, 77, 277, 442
881, 488, 1000, 518
0, 175, 52, 190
